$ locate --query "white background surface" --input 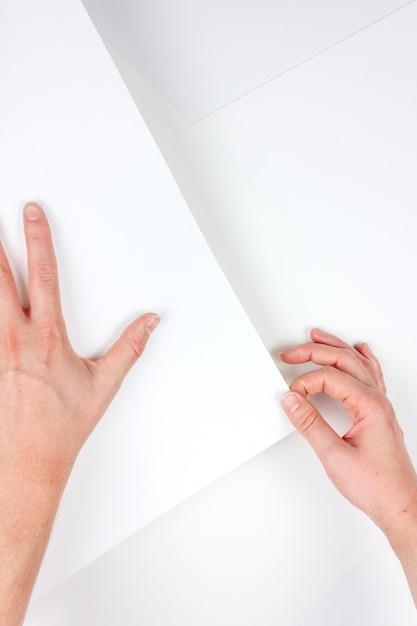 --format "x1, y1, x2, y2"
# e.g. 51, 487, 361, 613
2, 0, 291, 601
27, 1, 417, 619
